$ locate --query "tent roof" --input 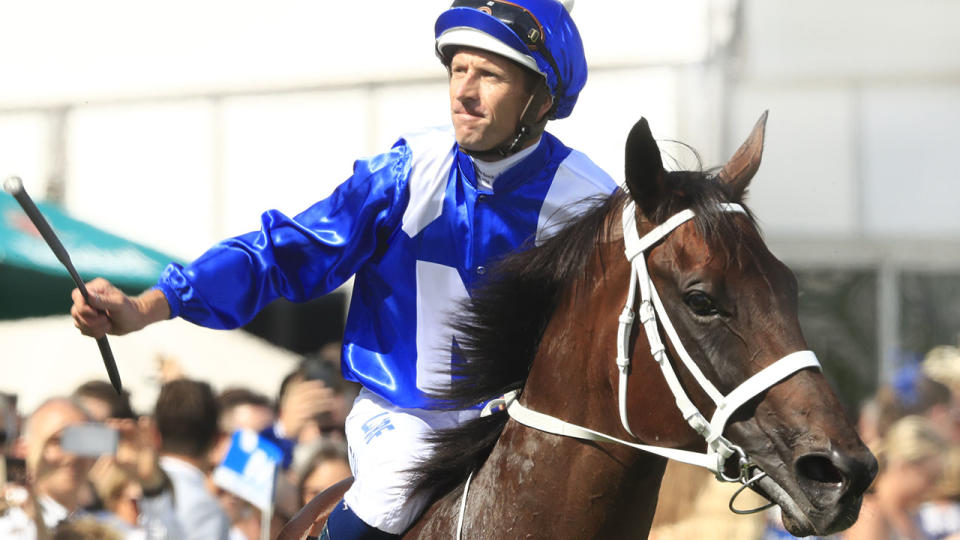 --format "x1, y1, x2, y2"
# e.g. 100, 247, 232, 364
0, 193, 177, 283
1, 193, 180, 319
